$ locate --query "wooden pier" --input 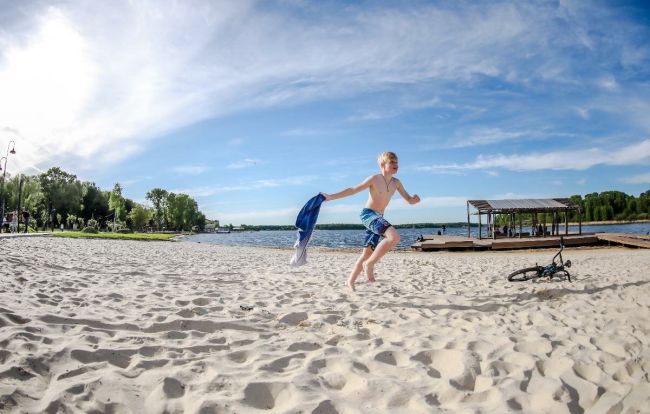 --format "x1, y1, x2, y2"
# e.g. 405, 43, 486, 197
596, 233, 650, 249
411, 233, 649, 251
